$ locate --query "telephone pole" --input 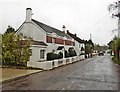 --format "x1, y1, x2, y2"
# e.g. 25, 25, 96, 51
90, 33, 92, 41
118, 1, 120, 38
